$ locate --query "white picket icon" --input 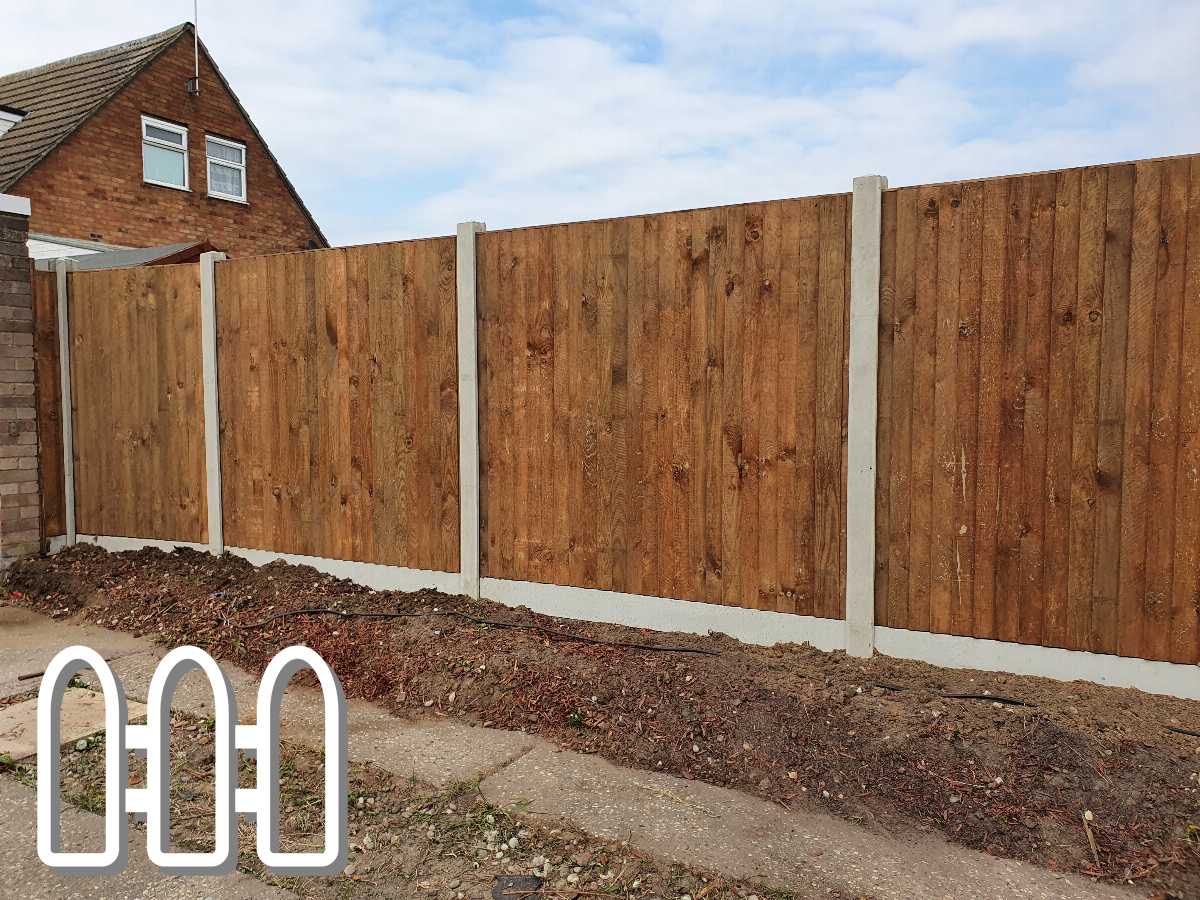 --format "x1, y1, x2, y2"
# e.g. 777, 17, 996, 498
36, 644, 348, 876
